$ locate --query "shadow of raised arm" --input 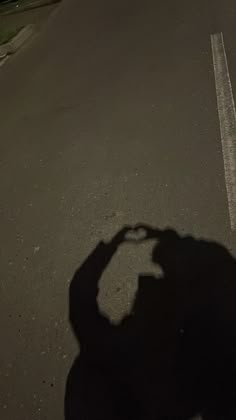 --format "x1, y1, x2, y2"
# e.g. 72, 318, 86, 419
69, 226, 135, 343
